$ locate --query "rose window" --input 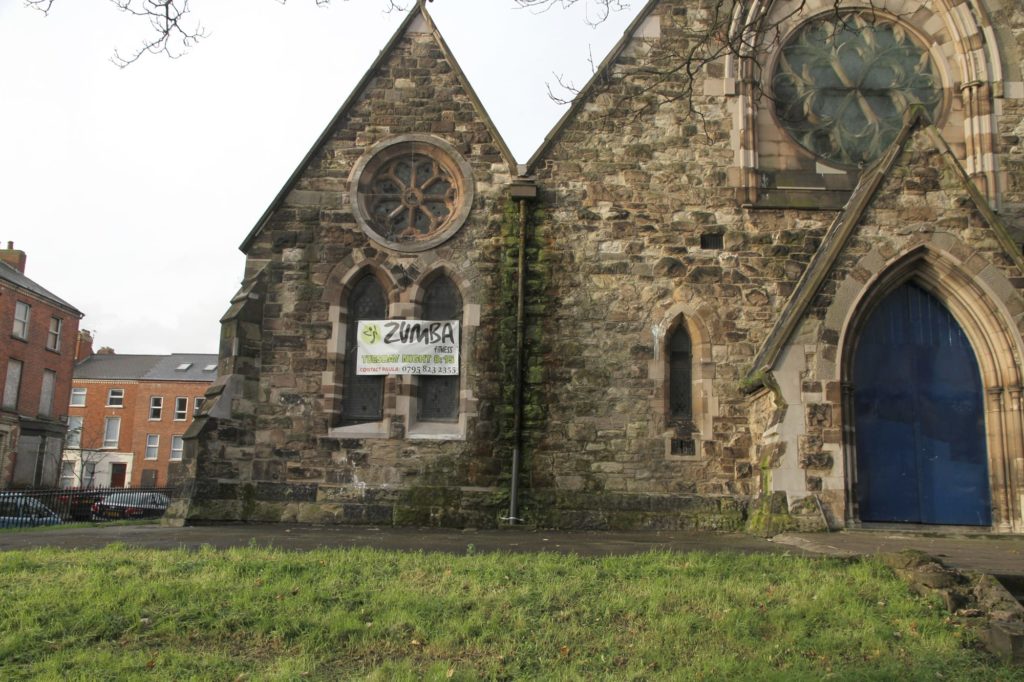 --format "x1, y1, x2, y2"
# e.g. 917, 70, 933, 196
368, 155, 458, 240
351, 136, 474, 252
772, 12, 943, 166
